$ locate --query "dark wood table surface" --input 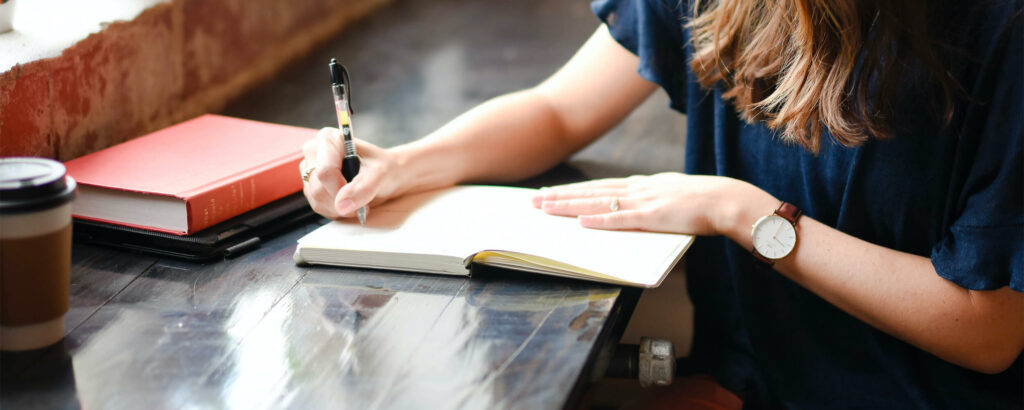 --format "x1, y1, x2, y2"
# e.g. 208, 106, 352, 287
1, 0, 685, 408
